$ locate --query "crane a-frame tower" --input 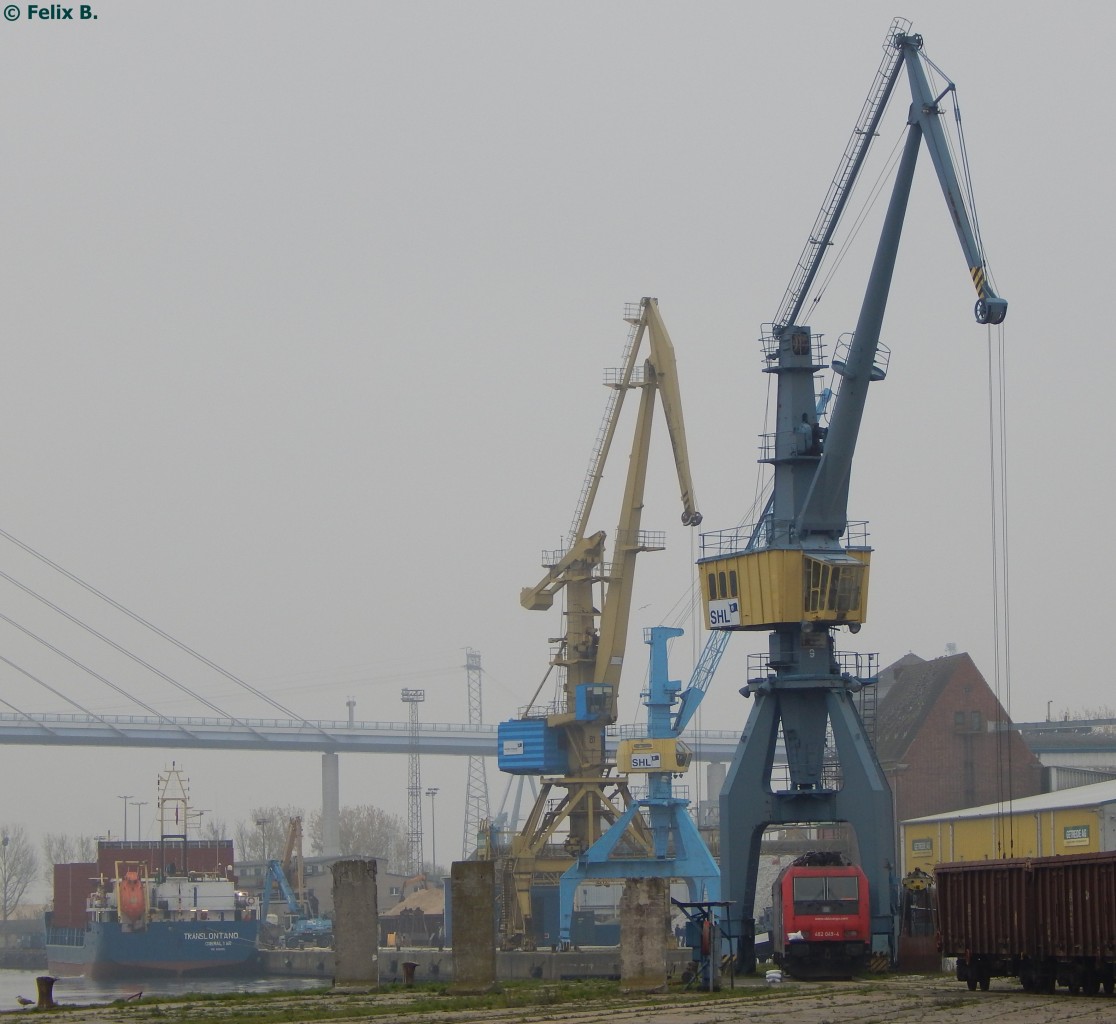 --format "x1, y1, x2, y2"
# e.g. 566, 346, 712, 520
699, 19, 1006, 970
497, 297, 701, 948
